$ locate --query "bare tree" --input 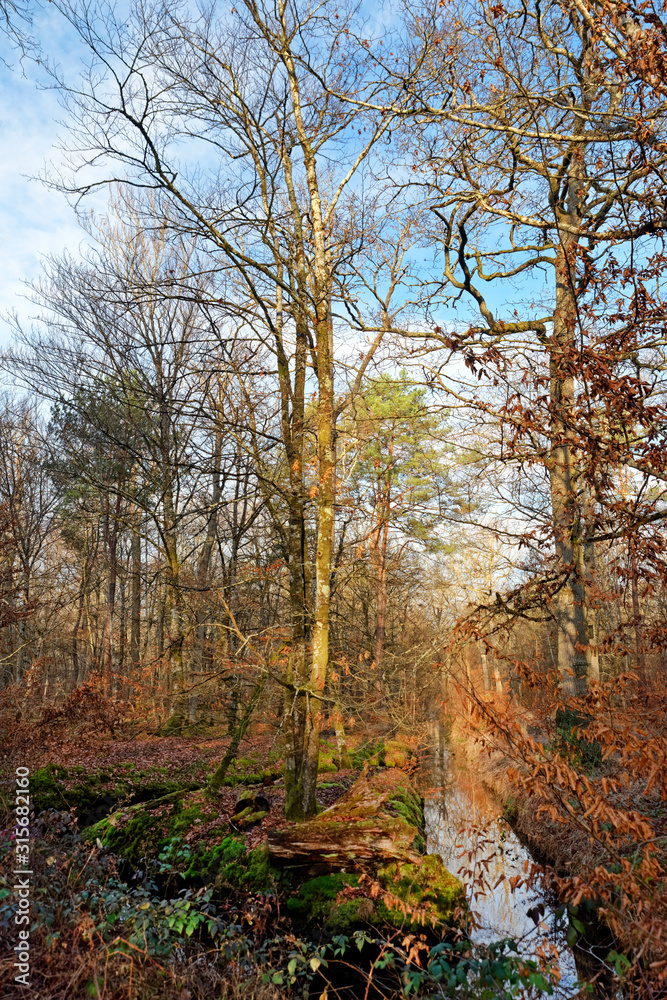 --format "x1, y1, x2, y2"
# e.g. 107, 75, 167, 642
40, 0, 428, 816
363, 0, 667, 693
0, 399, 57, 678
